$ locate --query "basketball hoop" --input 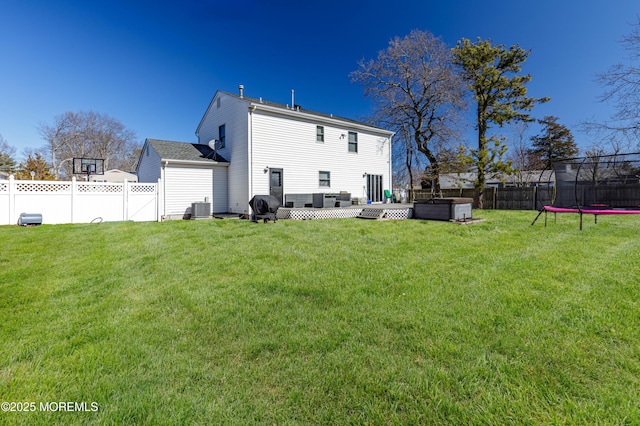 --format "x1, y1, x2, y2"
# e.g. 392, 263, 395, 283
73, 158, 105, 181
